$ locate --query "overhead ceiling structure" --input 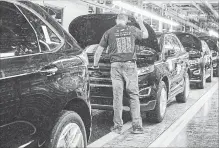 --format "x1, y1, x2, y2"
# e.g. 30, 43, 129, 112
80, 0, 218, 36
143, 0, 219, 34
